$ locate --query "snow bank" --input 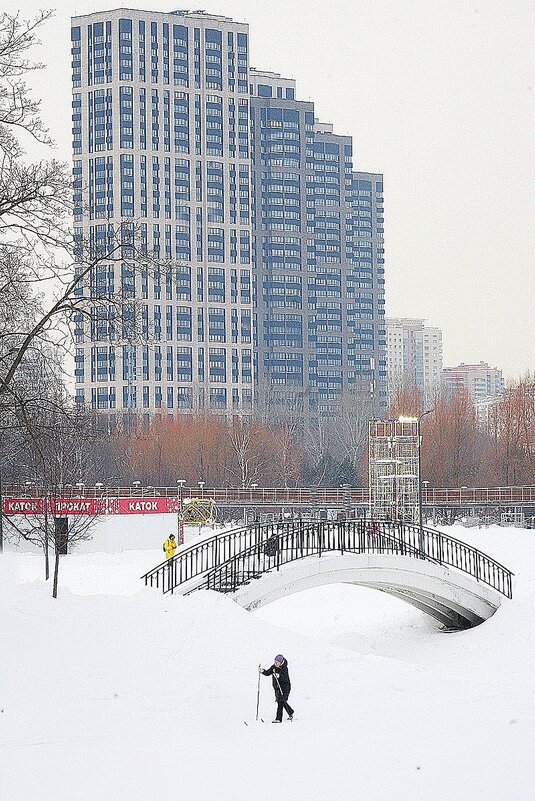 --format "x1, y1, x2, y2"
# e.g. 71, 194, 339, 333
0, 524, 533, 801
